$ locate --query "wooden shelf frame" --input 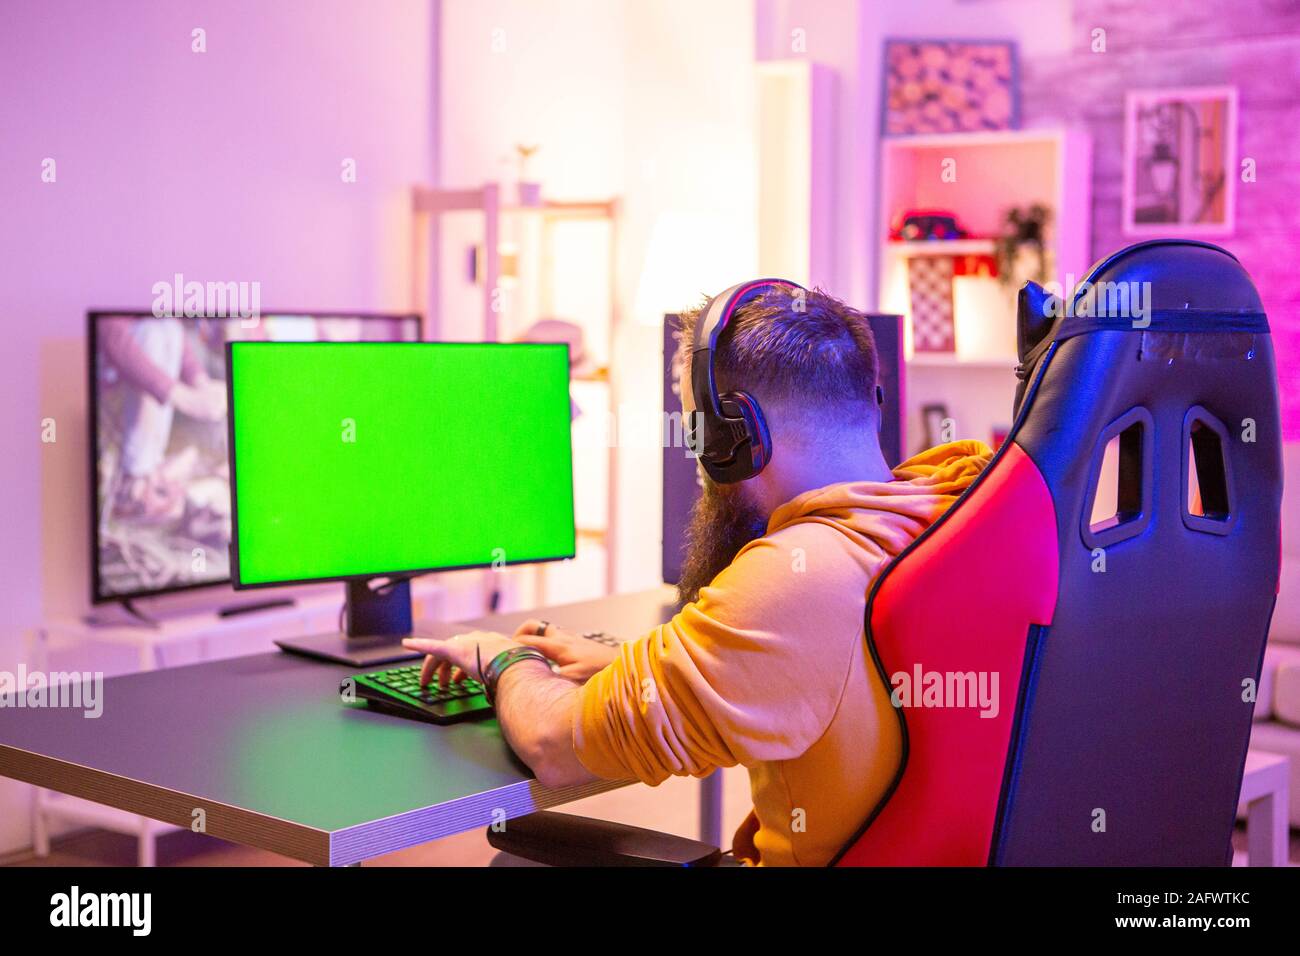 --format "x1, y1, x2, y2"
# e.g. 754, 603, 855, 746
410, 183, 623, 597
